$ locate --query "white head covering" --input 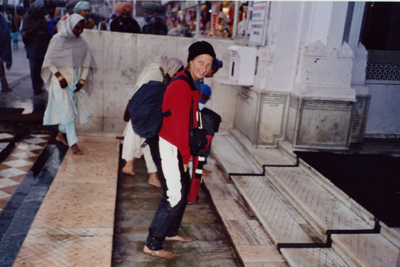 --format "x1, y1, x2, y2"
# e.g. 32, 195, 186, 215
60, 13, 86, 38
165, 57, 184, 78
41, 14, 96, 92
153, 56, 183, 79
